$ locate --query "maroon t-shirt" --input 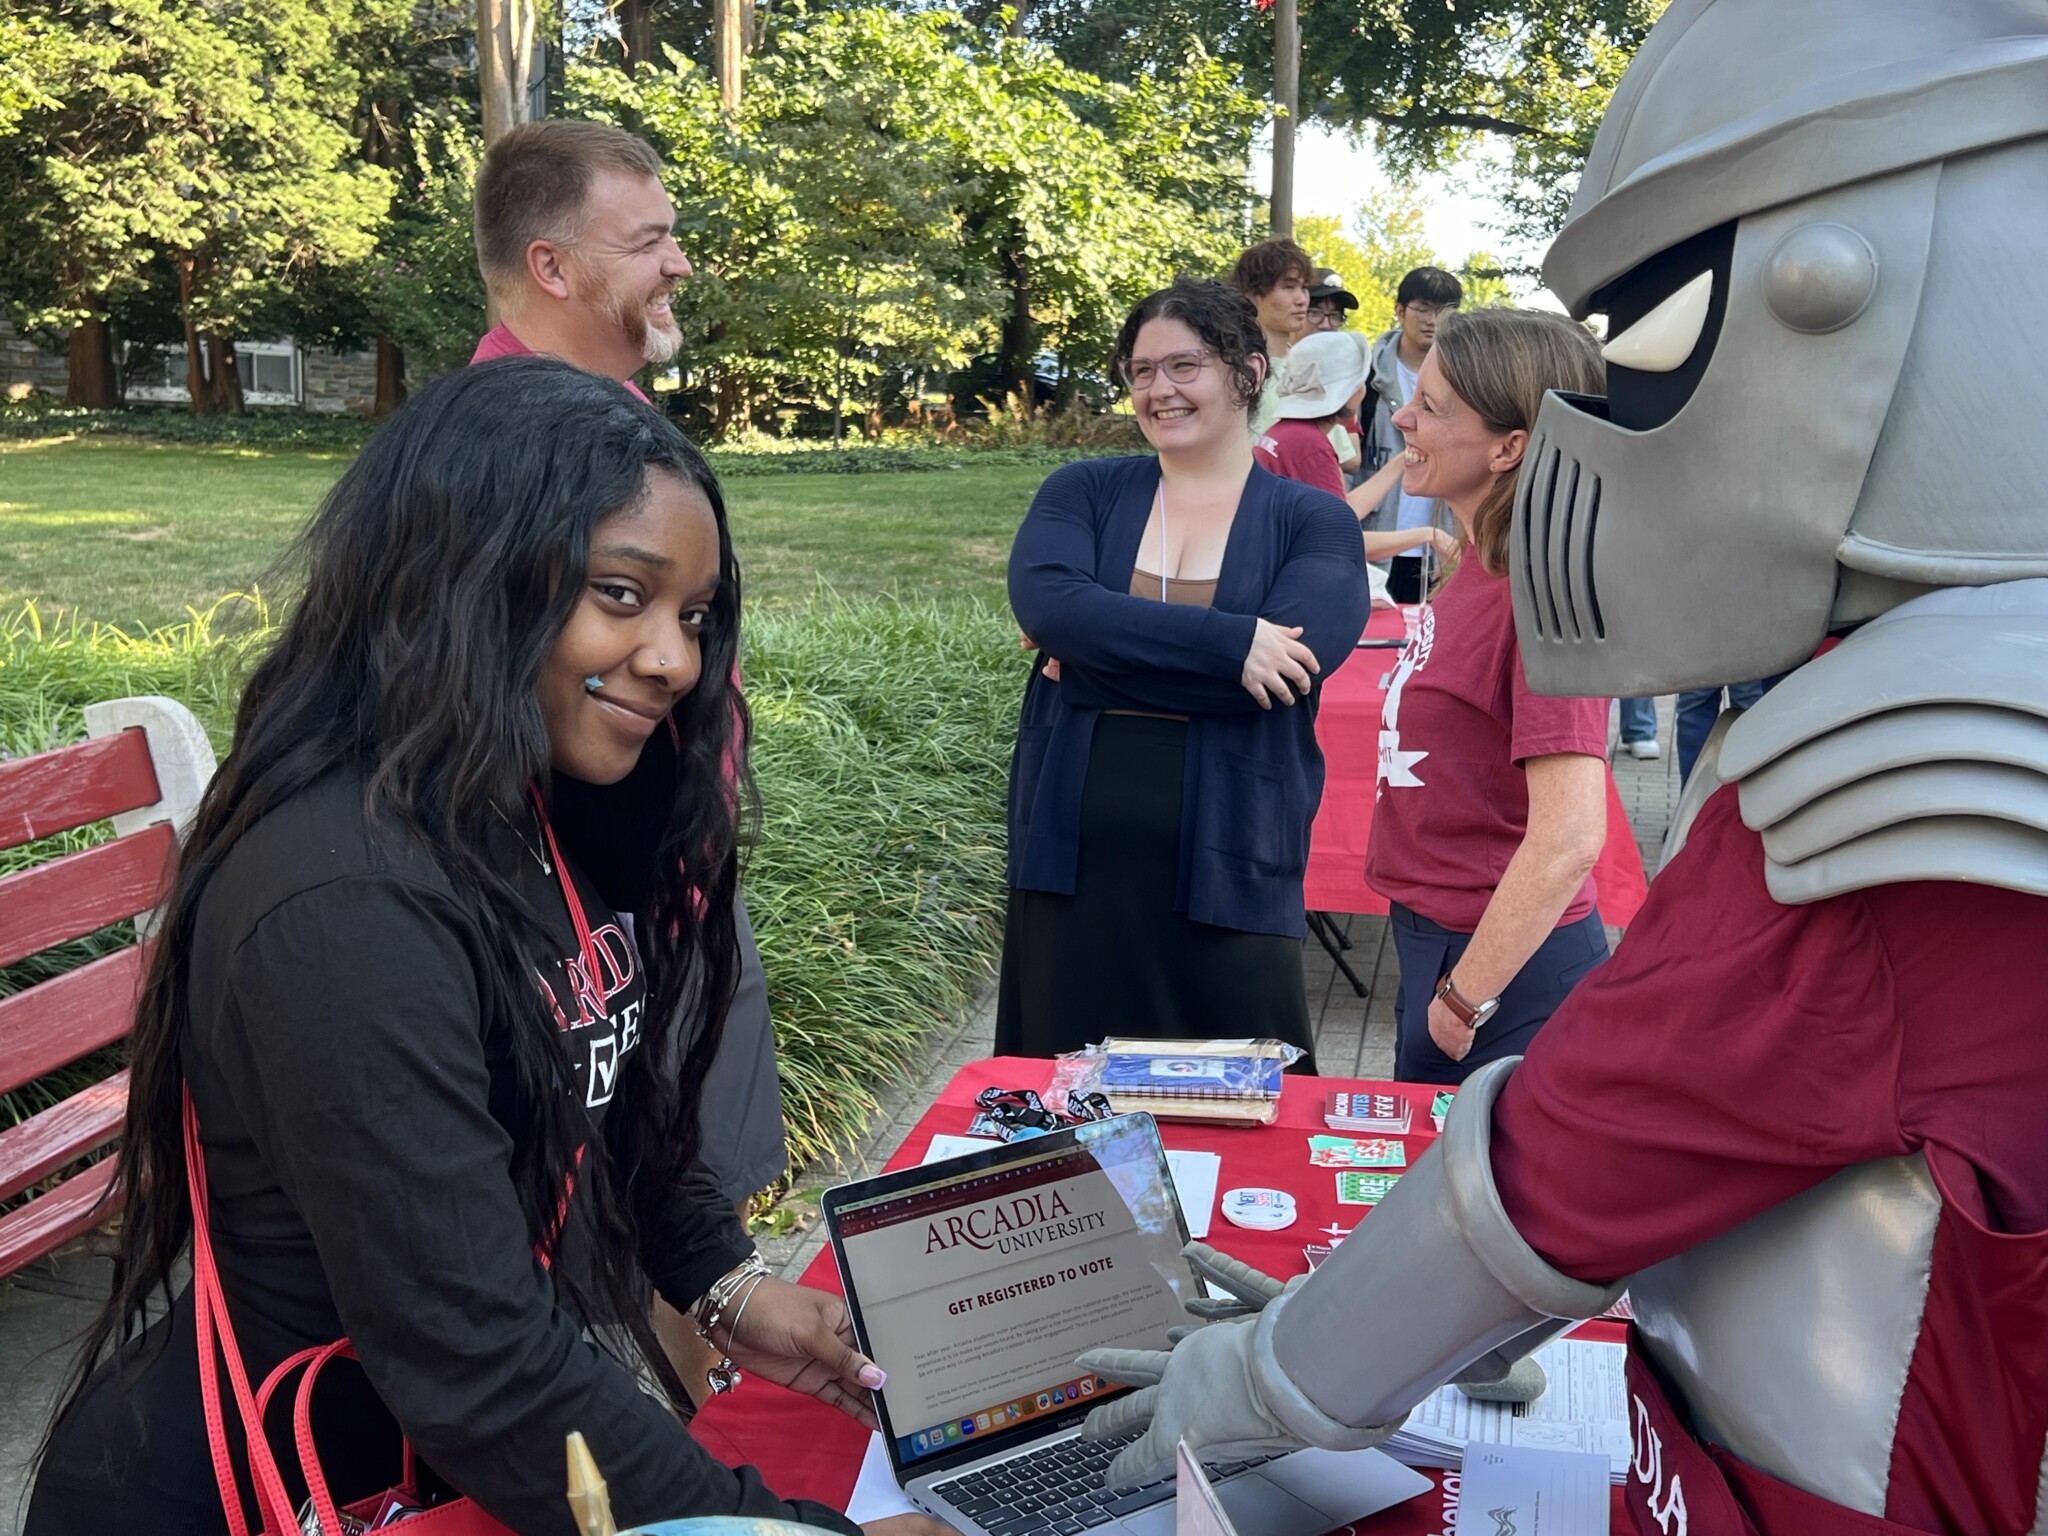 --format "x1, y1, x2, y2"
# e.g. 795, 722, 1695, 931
1490, 788, 2048, 1535
1253, 418, 1348, 500
1363, 555, 1610, 930
469, 324, 650, 402
1495, 785, 2048, 1273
